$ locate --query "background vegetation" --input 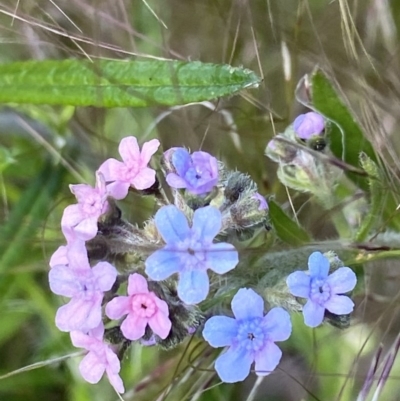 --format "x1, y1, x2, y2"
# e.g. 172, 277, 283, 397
1, 0, 400, 400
